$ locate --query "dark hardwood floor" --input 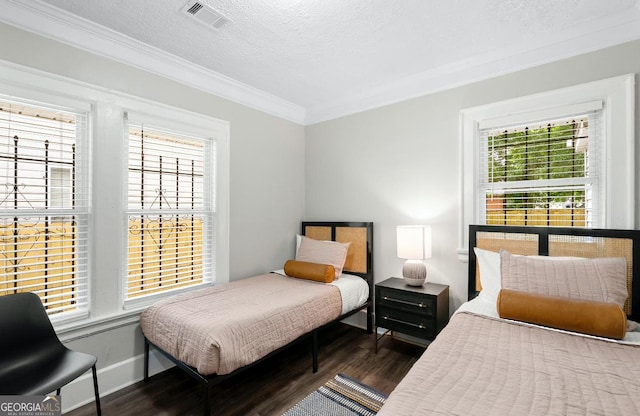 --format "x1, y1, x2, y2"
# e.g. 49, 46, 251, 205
66, 324, 424, 415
